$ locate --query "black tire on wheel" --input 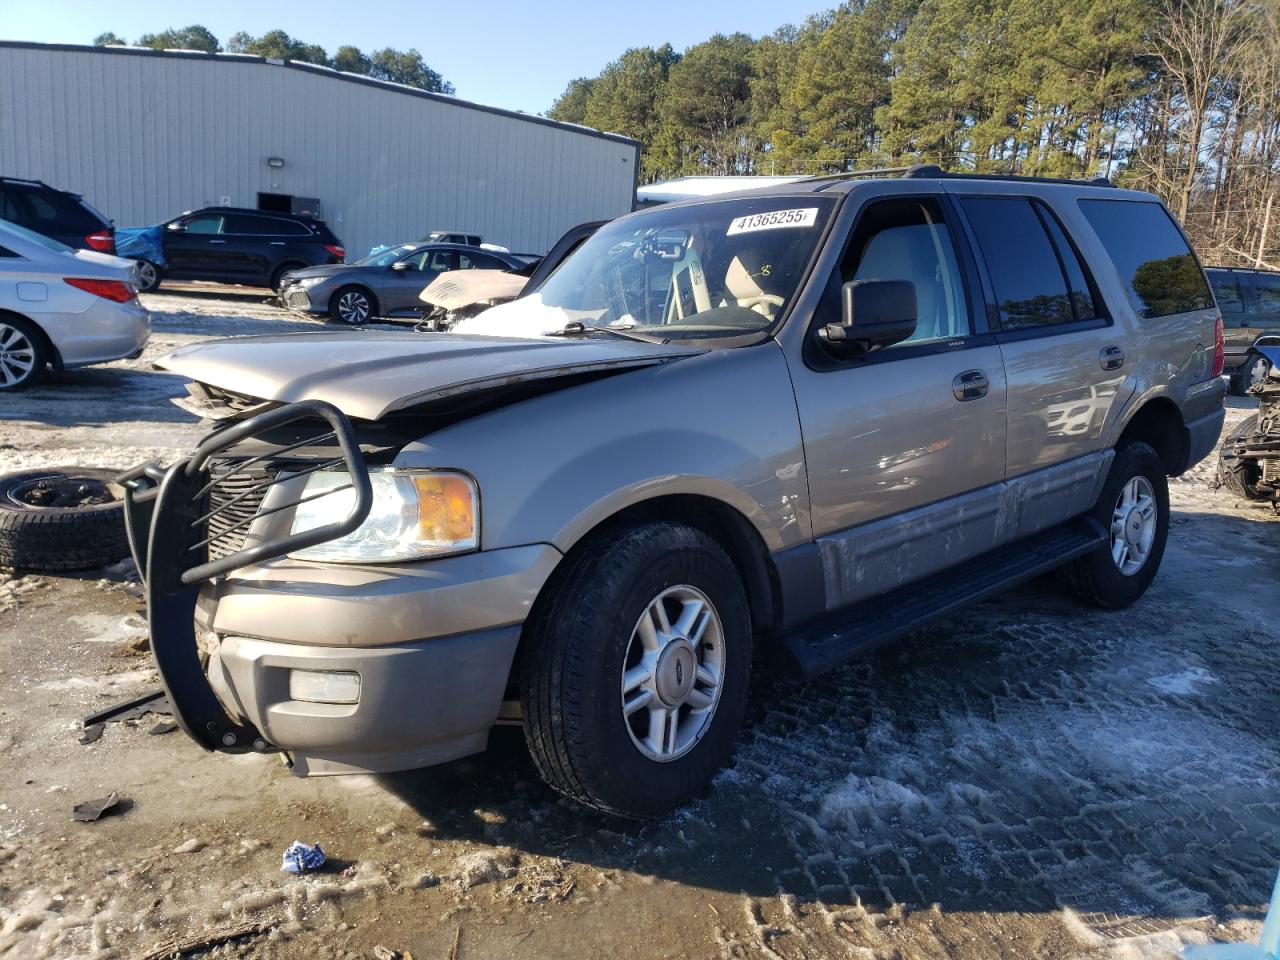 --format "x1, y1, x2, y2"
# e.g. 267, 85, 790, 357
1230, 352, 1272, 396
1216, 414, 1271, 501
520, 522, 752, 819
134, 260, 162, 293
0, 468, 131, 571
1061, 441, 1169, 609
330, 286, 376, 325
0, 314, 50, 392
270, 263, 302, 294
